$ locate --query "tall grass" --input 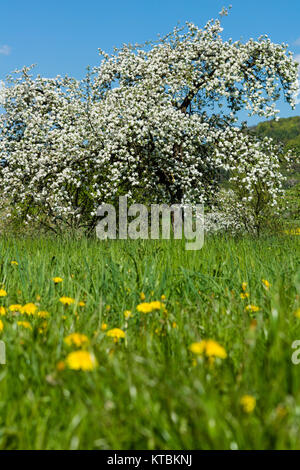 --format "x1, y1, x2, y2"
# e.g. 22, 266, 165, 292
0, 234, 299, 449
